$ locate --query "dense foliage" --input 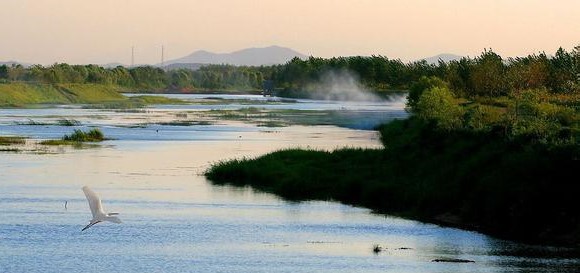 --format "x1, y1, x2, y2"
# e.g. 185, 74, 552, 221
206, 116, 579, 245
1, 46, 578, 95
0, 63, 266, 92
204, 45, 580, 245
